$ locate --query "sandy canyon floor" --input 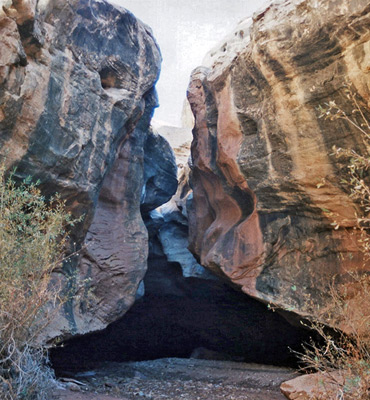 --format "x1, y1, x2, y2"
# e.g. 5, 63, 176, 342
55, 358, 296, 400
